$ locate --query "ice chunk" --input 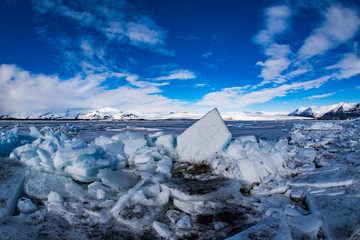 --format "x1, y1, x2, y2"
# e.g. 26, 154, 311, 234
288, 213, 322, 237
29, 126, 43, 139
176, 108, 232, 162
156, 156, 172, 176
287, 165, 356, 188
24, 170, 84, 200
155, 134, 176, 155
0, 127, 20, 157
306, 193, 360, 240
87, 181, 107, 200
17, 197, 38, 214
111, 132, 147, 156
93, 136, 125, 164
0, 158, 25, 217
226, 217, 292, 240
153, 221, 172, 238
98, 169, 139, 191
46, 191, 66, 213
37, 148, 55, 170
47, 191, 64, 203
236, 158, 260, 183
176, 215, 192, 229
65, 182, 86, 201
